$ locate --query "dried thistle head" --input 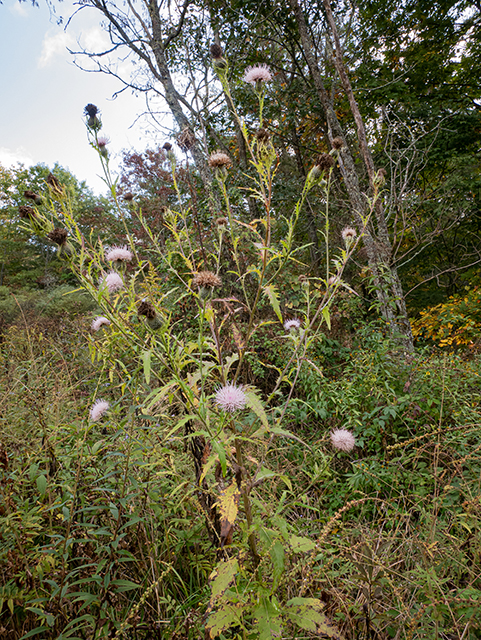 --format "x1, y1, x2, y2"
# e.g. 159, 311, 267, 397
192, 271, 222, 289
163, 142, 172, 151
84, 104, 102, 130
331, 137, 344, 150
137, 300, 157, 319
256, 127, 270, 143
315, 153, 335, 172
210, 43, 223, 59
123, 192, 134, 202
46, 173, 63, 194
216, 216, 228, 227
18, 205, 36, 219
84, 104, 99, 118
209, 152, 232, 169
47, 228, 68, 246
